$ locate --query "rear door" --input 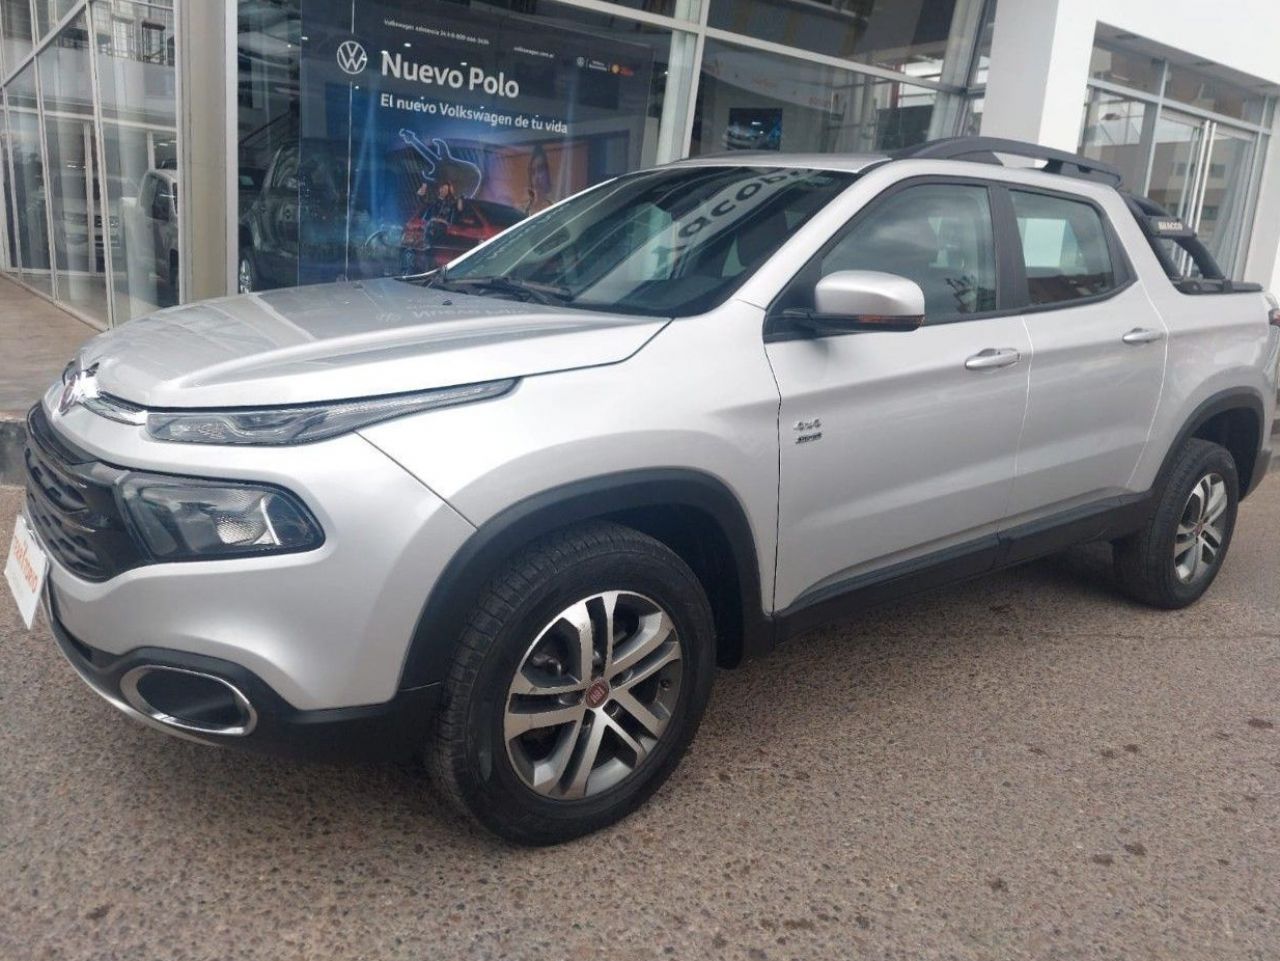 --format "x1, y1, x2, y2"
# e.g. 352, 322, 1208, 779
766, 179, 1032, 611
999, 187, 1166, 524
